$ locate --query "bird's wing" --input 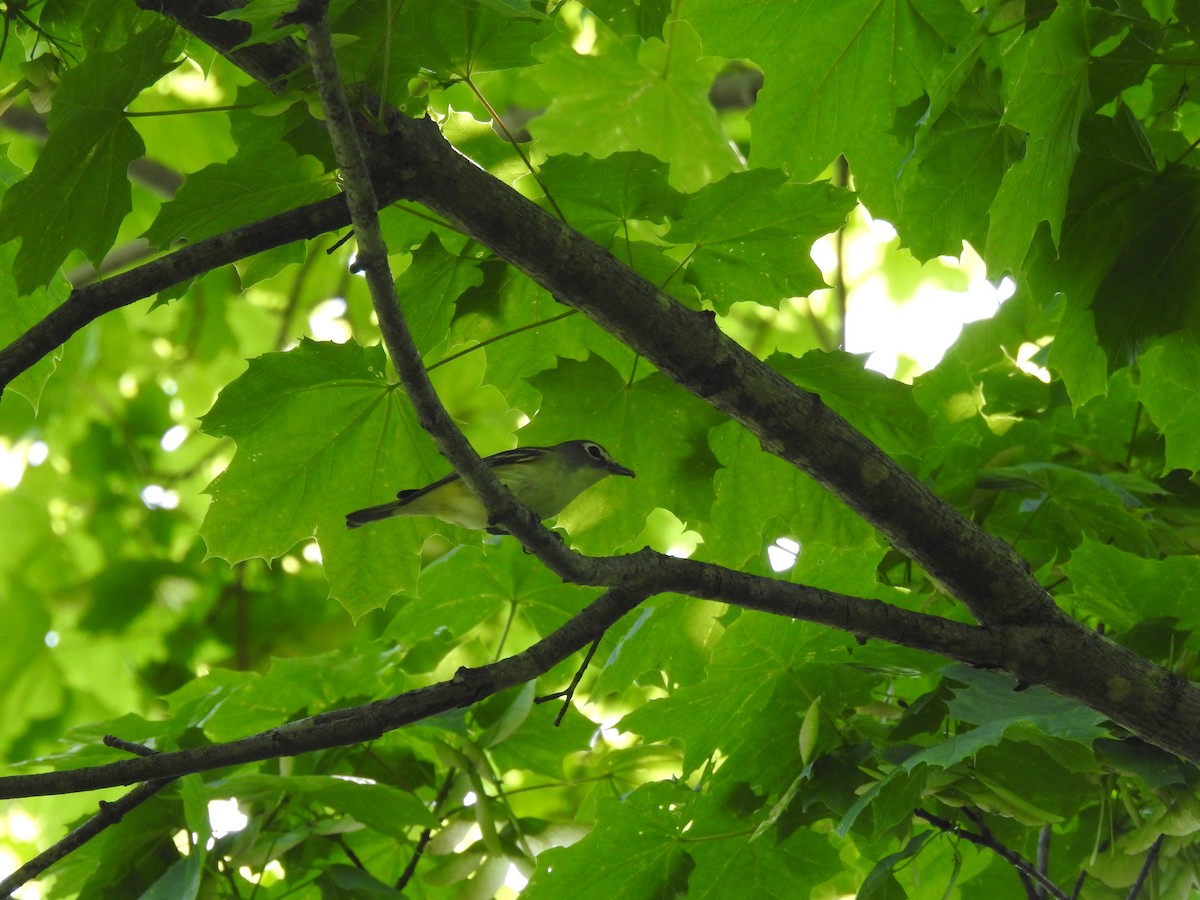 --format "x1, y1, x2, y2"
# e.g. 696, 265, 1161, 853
394, 447, 550, 504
